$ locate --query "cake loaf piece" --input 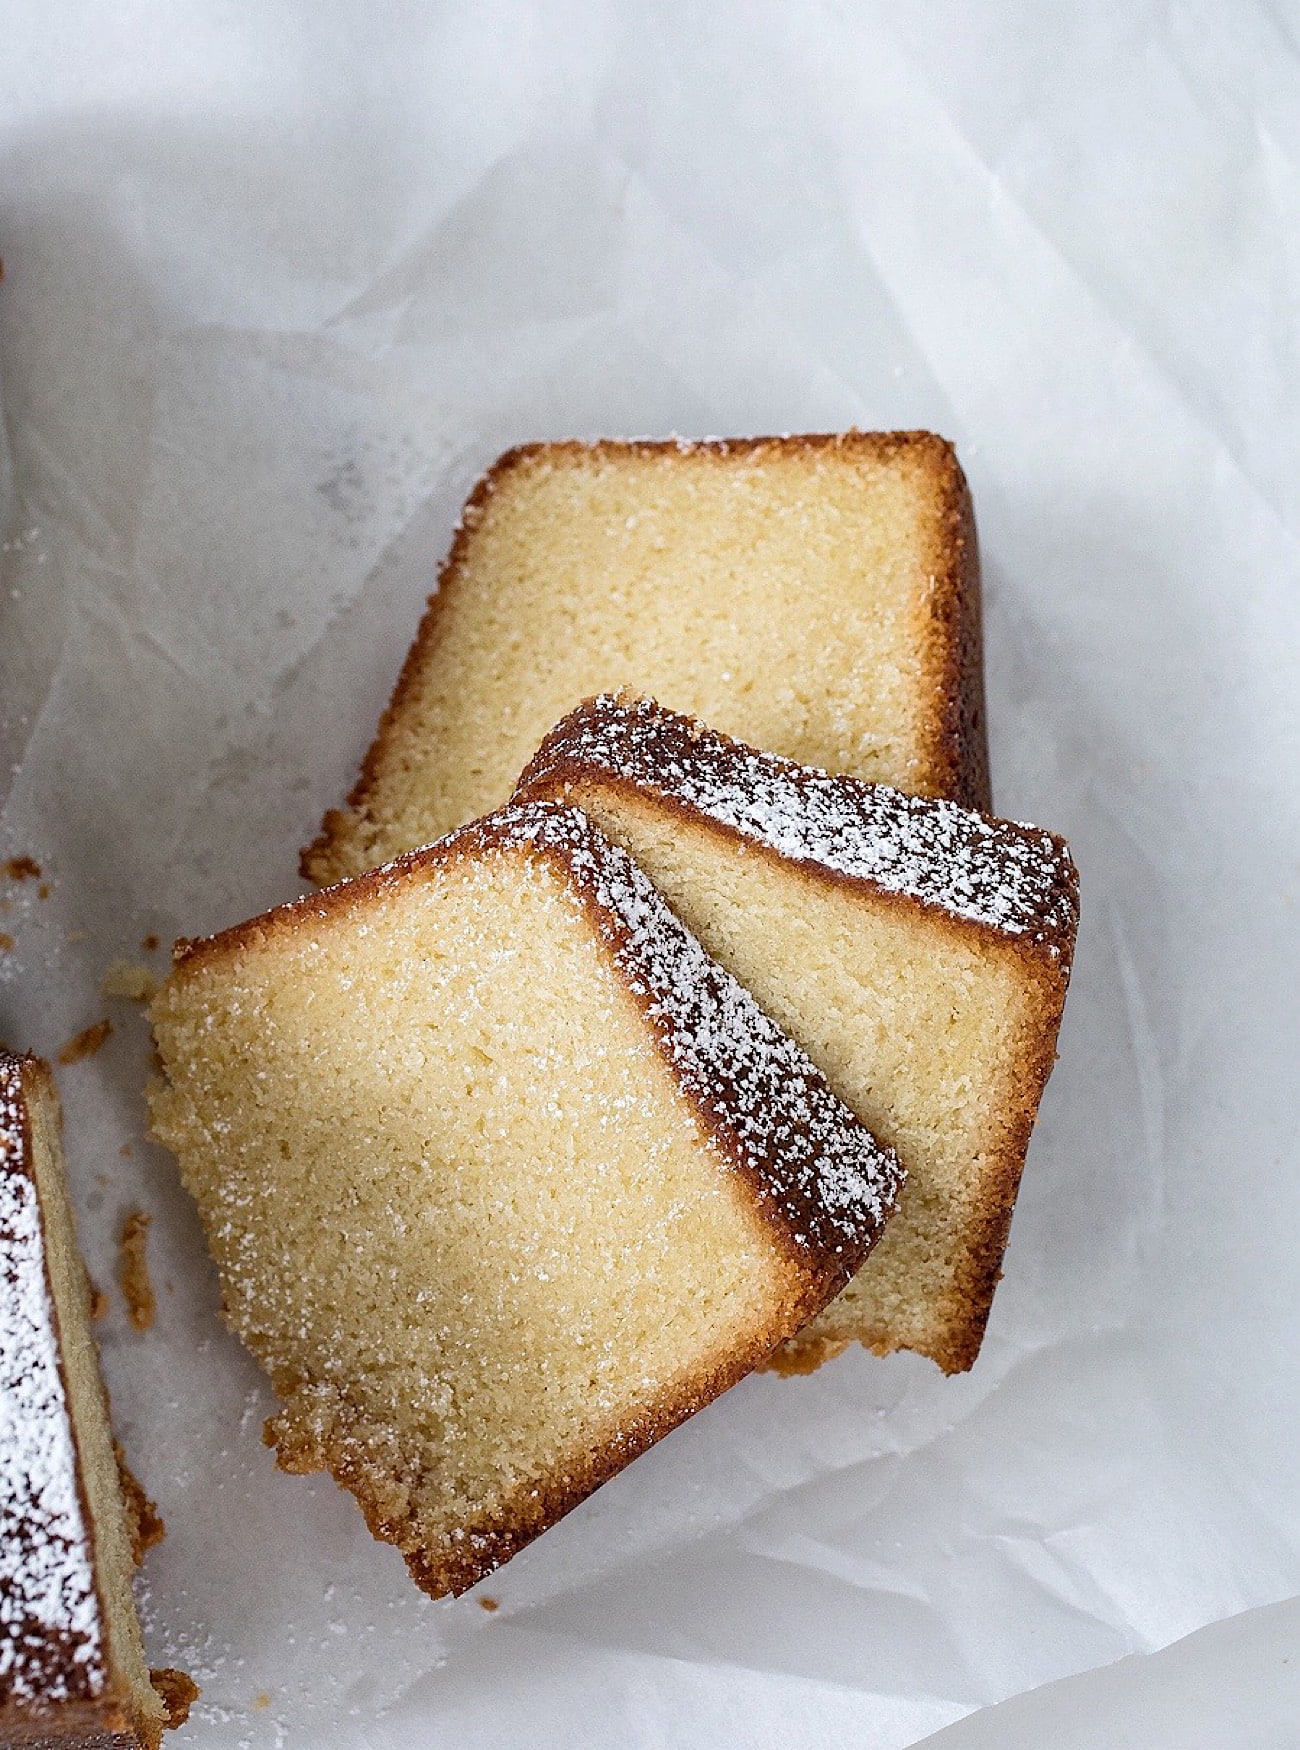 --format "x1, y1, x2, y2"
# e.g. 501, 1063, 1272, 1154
517, 695, 1078, 1375
0, 1053, 169, 1749
303, 431, 988, 886
150, 803, 903, 1597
